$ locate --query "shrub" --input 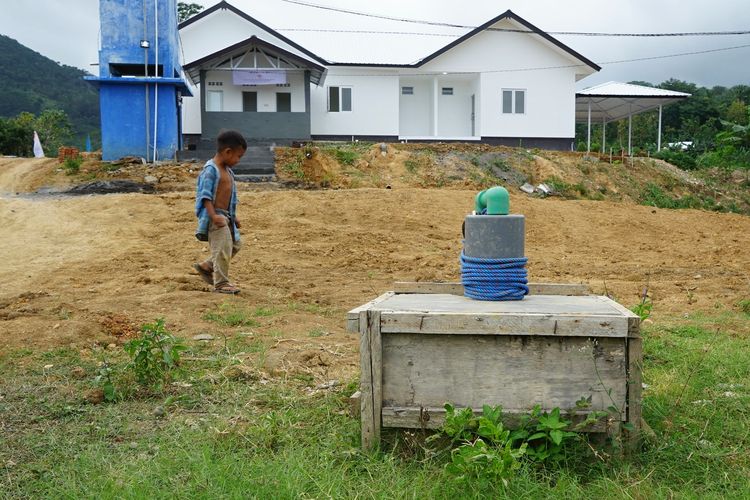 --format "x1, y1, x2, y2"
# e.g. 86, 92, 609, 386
653, 149, 698, 170
123, 318, 186, 389
63, 156, 83, 175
